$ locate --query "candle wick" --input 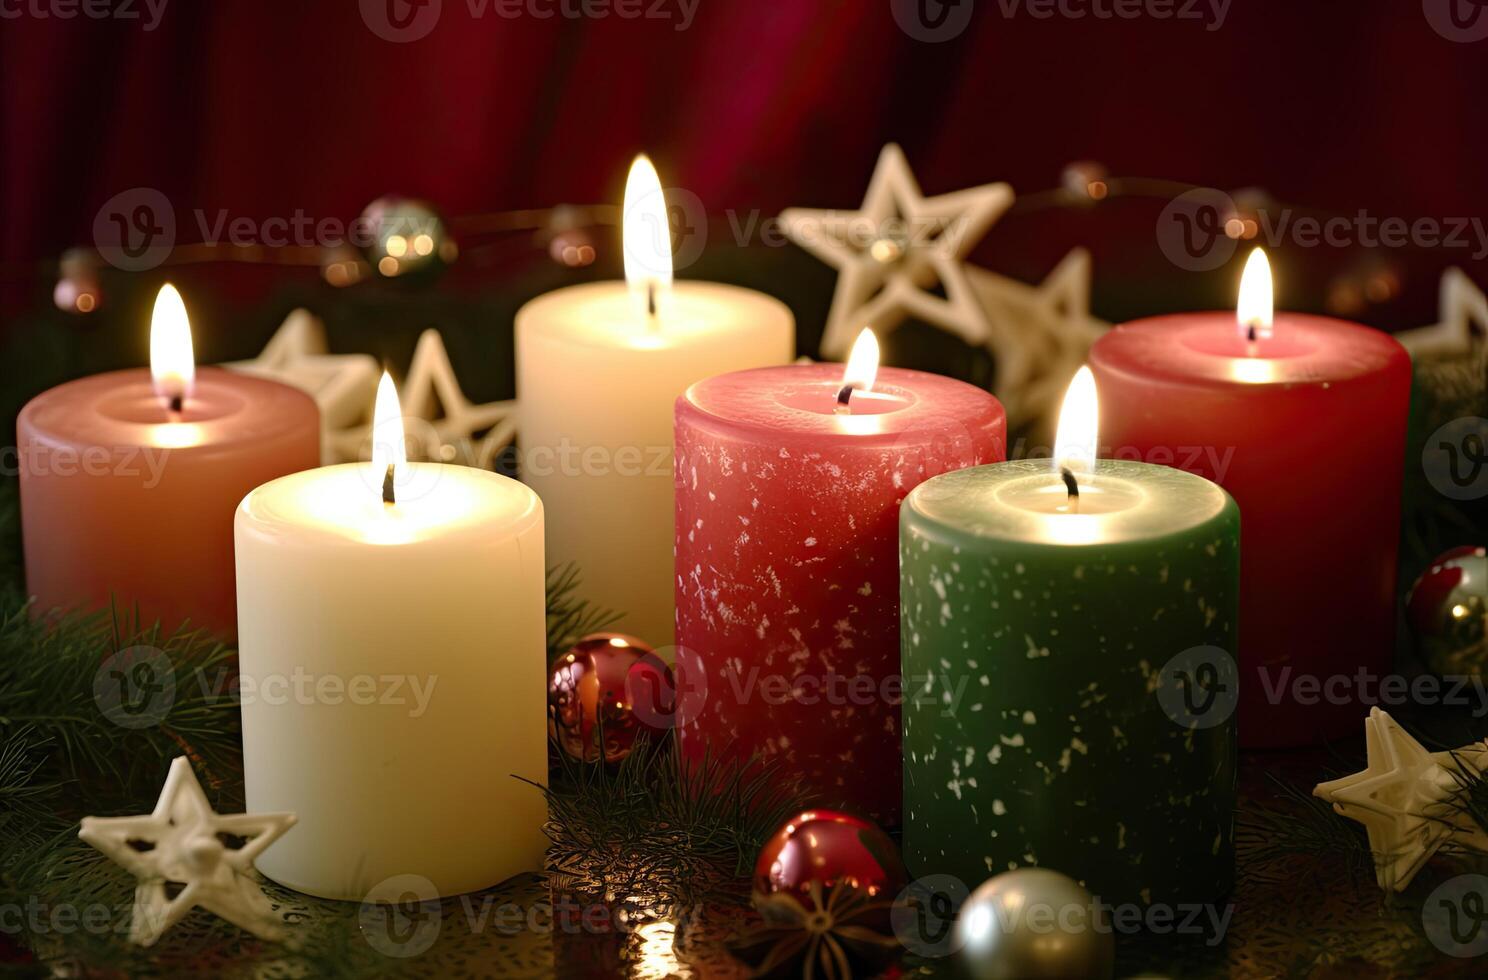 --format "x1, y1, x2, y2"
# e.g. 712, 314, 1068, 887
1246, 323, 1257, 344
1060, 466, 1080, 513
382, 465, 397, 505
834, 384, 855, 415
168, 395, 183, 414
647, 282, 658, 319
